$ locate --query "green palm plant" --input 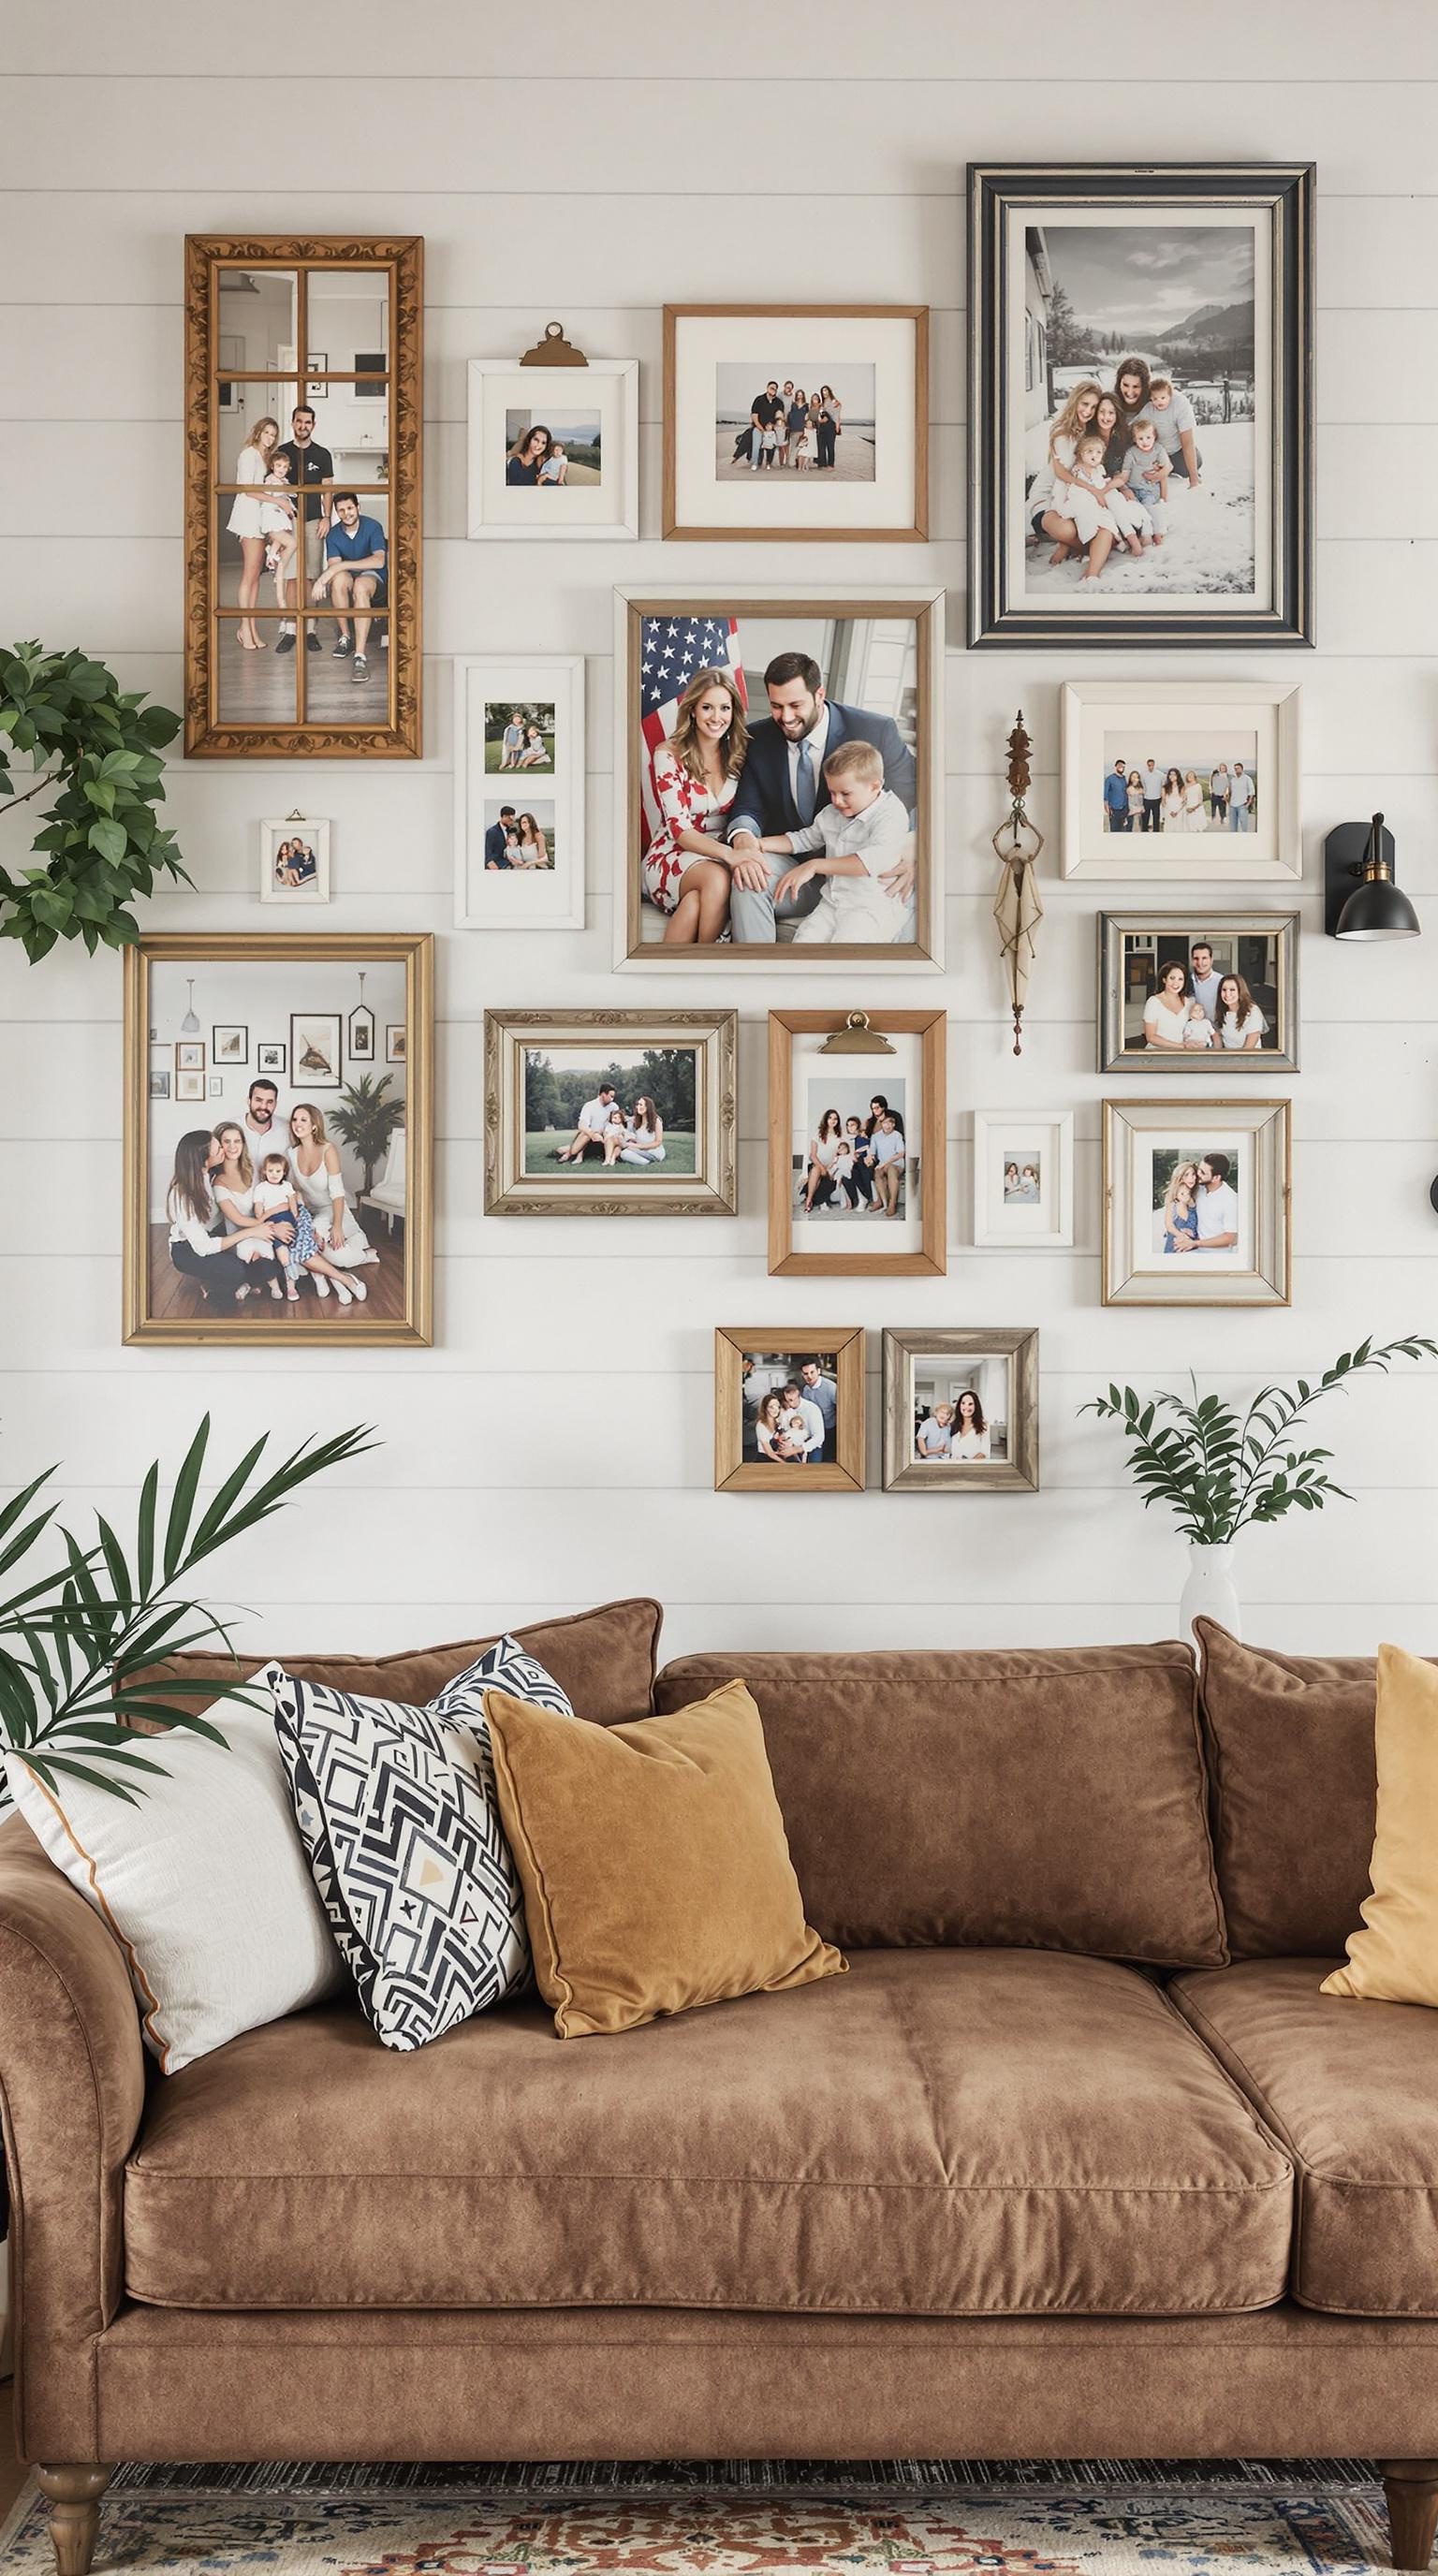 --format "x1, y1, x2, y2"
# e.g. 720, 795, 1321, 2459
0, 1413, 374, 1806
327, 1074, 404, 1198
1080, 1336, 1437, 1544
